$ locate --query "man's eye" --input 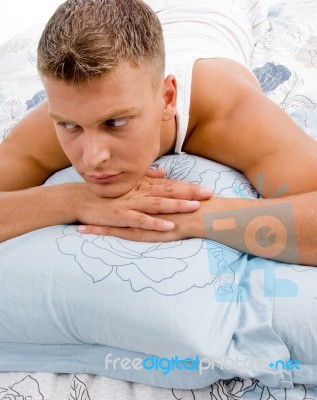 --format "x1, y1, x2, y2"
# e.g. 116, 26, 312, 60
106, 118, 127, 127
57, 122, 78, 130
